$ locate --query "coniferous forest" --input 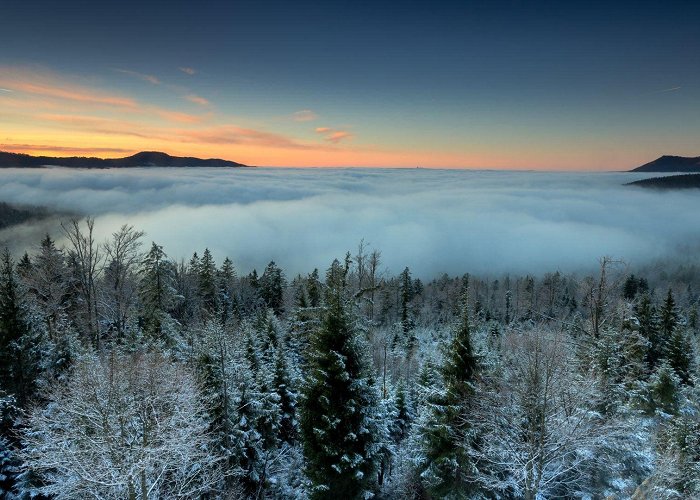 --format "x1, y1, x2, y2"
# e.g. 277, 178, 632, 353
1, 218, 700, 499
